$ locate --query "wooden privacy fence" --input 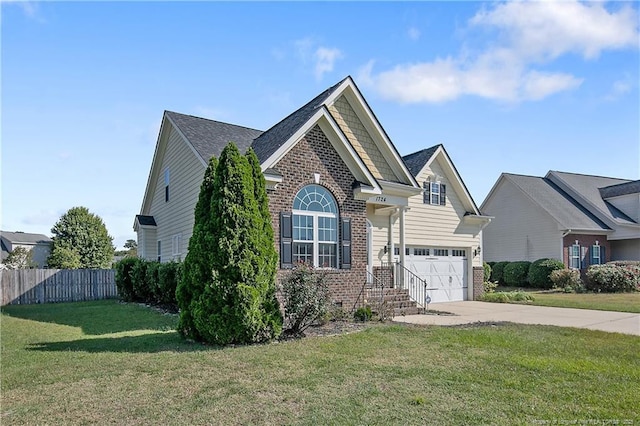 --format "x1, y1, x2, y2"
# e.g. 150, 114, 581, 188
1, 269, 118, 306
